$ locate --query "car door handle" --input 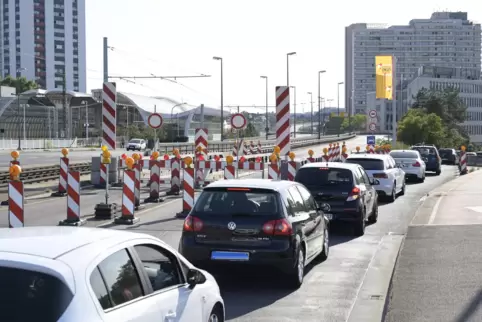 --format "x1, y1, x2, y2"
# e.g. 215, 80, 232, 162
165, 311, 177, 319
